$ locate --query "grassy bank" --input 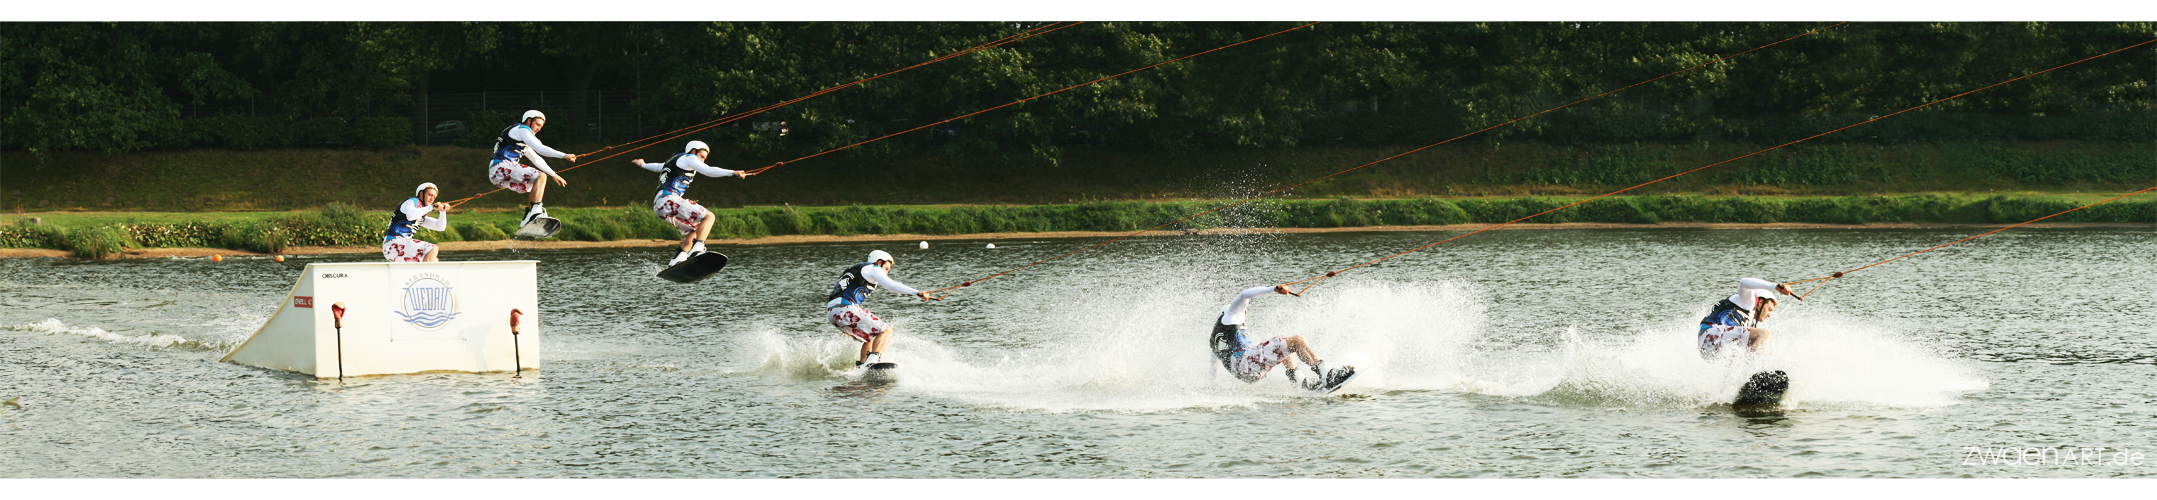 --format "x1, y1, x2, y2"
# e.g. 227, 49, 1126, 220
4, 194, 2149, 258
3, 141, 2151, 214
